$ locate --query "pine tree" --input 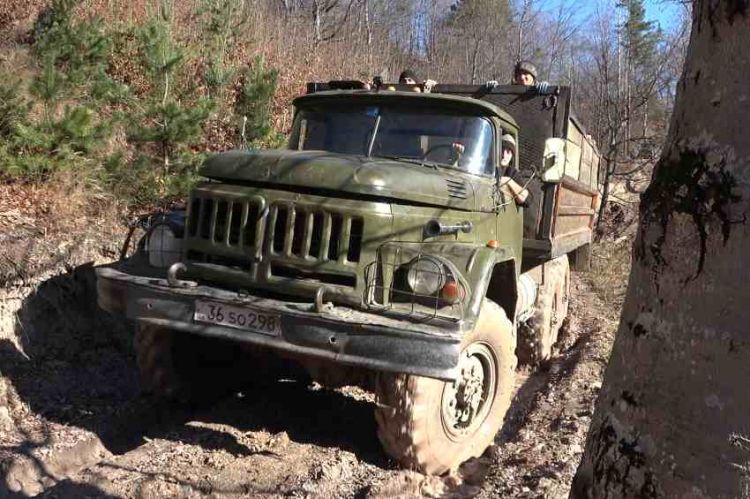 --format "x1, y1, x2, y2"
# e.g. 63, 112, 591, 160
3, 0, 125, 179
136, 2, 184, 108
200, 0, 248, 99
129, 100, 213, 170
29, 56, 65, 124
0, 79, 29, 140
617, 0, 662, 153
51, 106, 110, 154
234, 56, 279, 146
619, 0, 660, 71
128, 0, 214, 192
33, 0, 128, 104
